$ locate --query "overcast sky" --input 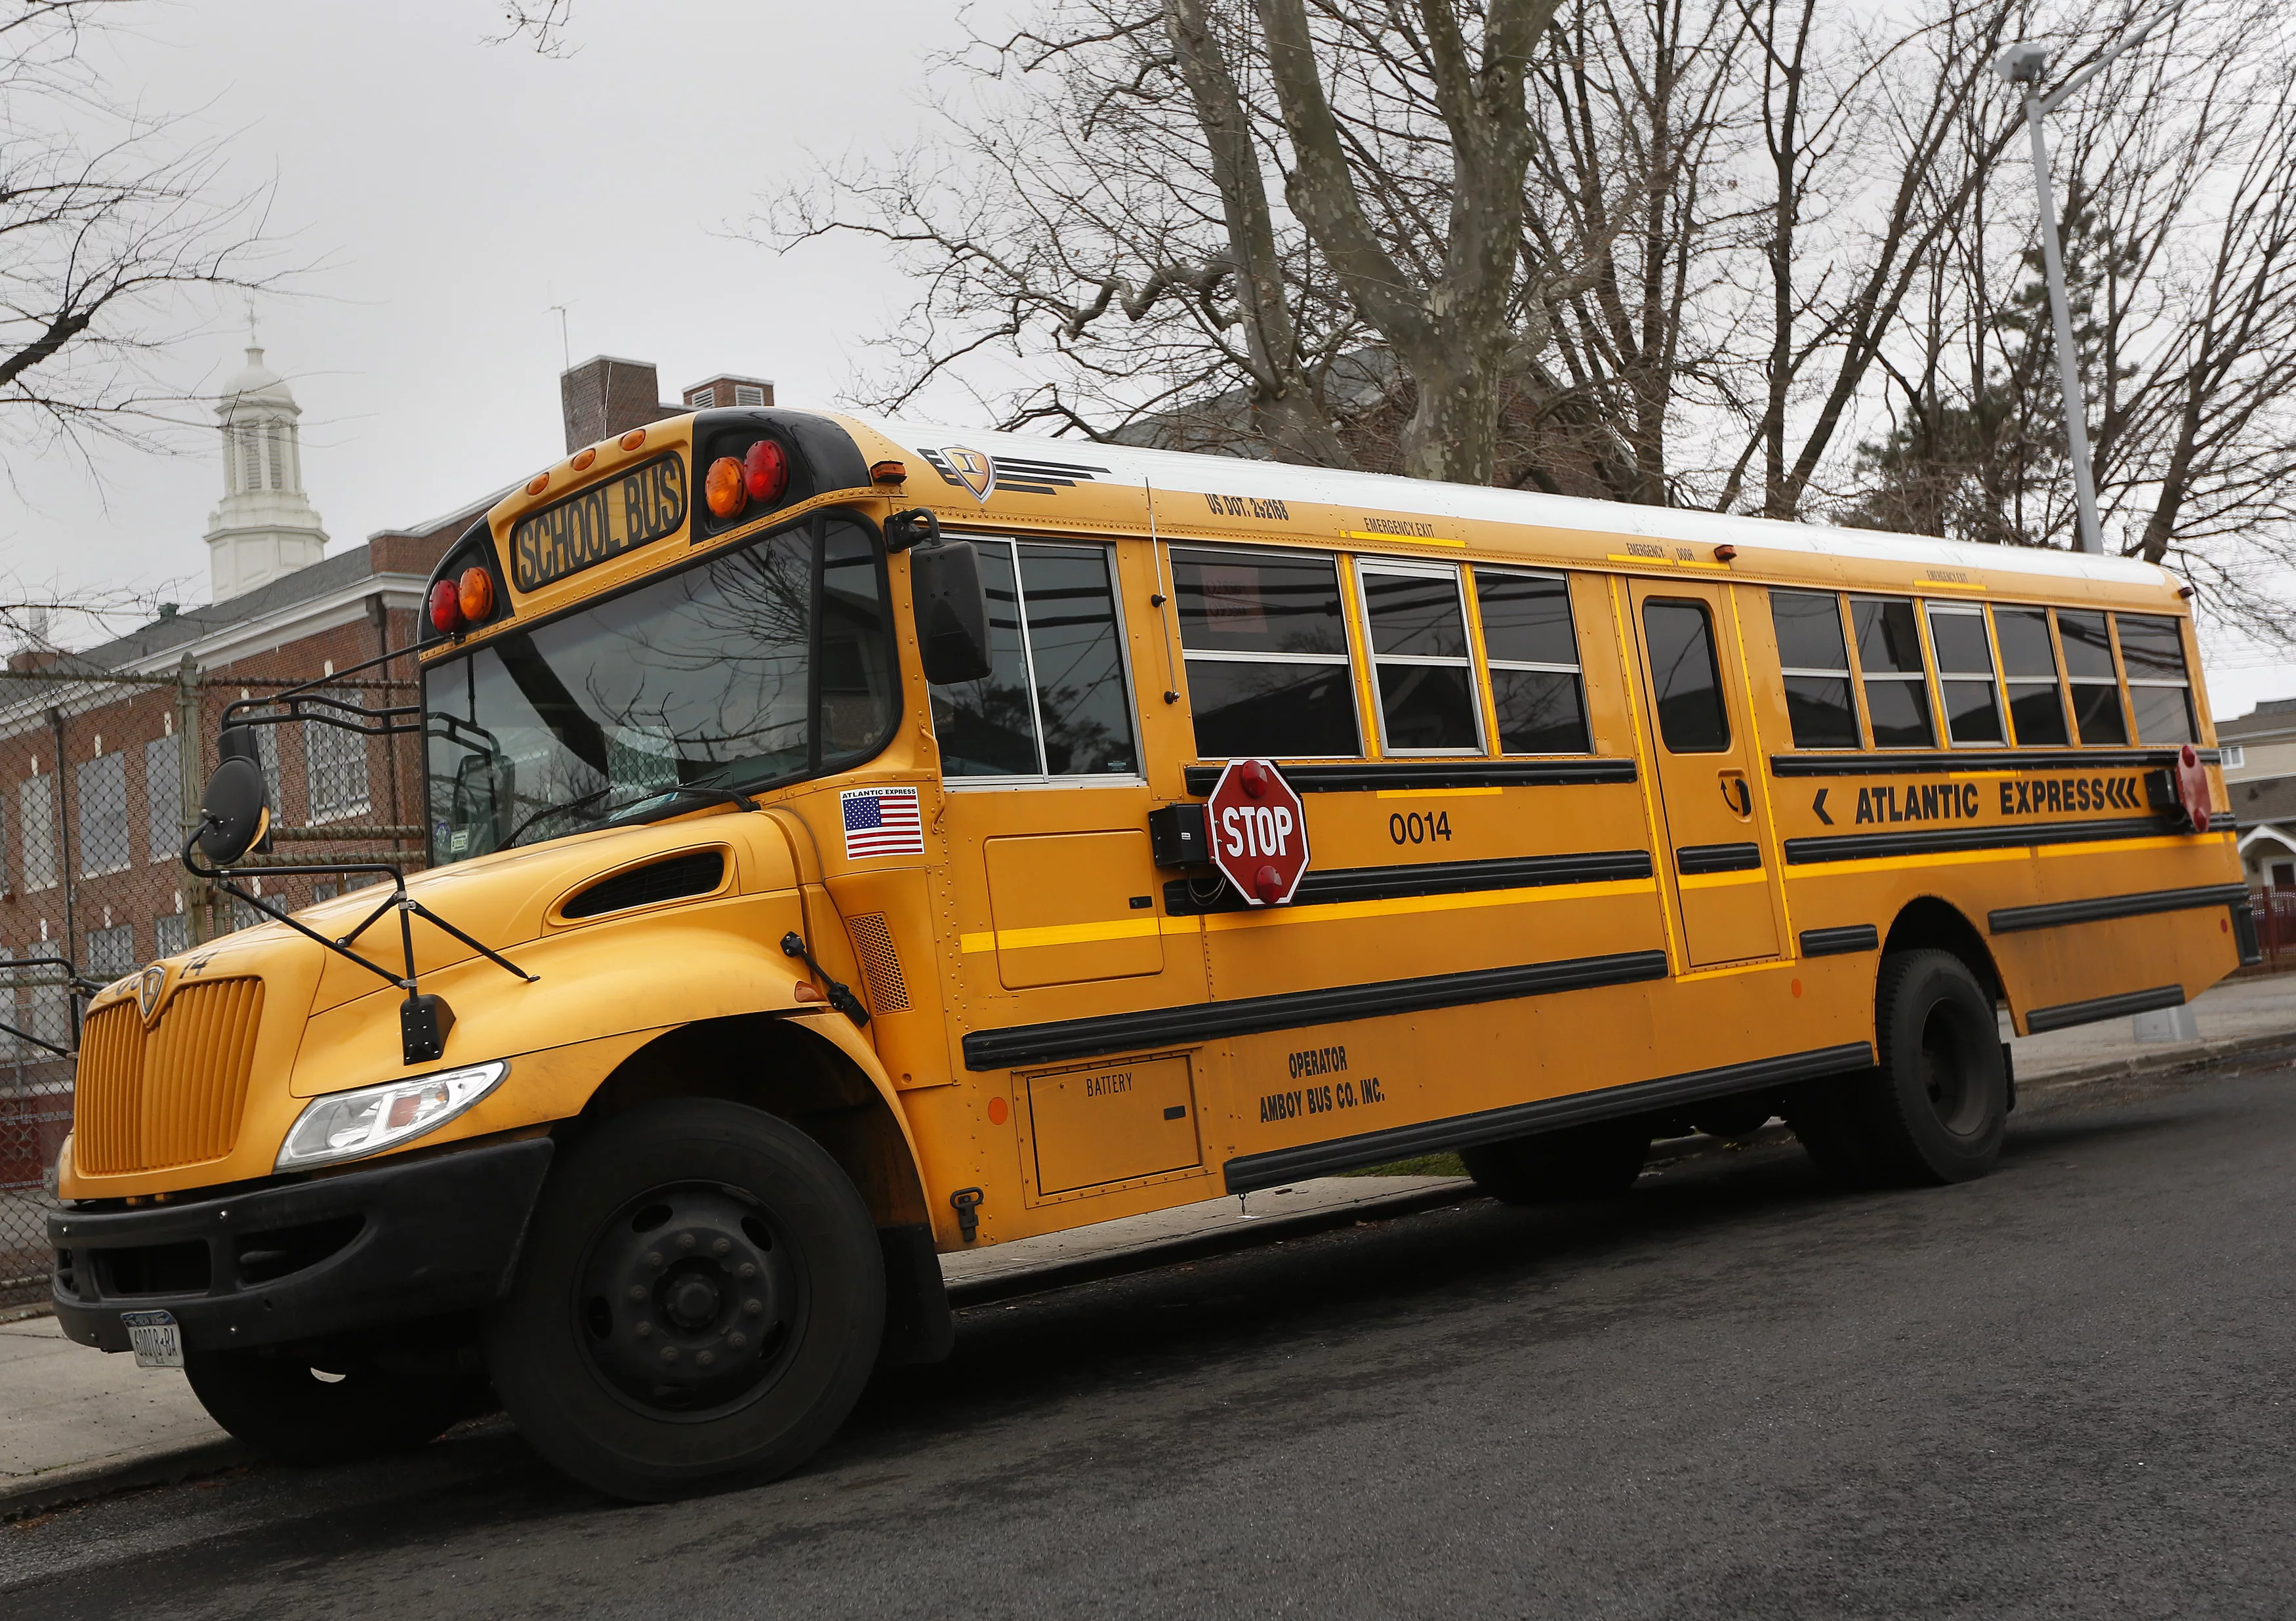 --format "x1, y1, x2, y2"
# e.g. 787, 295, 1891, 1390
5, 0, 2292, 719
